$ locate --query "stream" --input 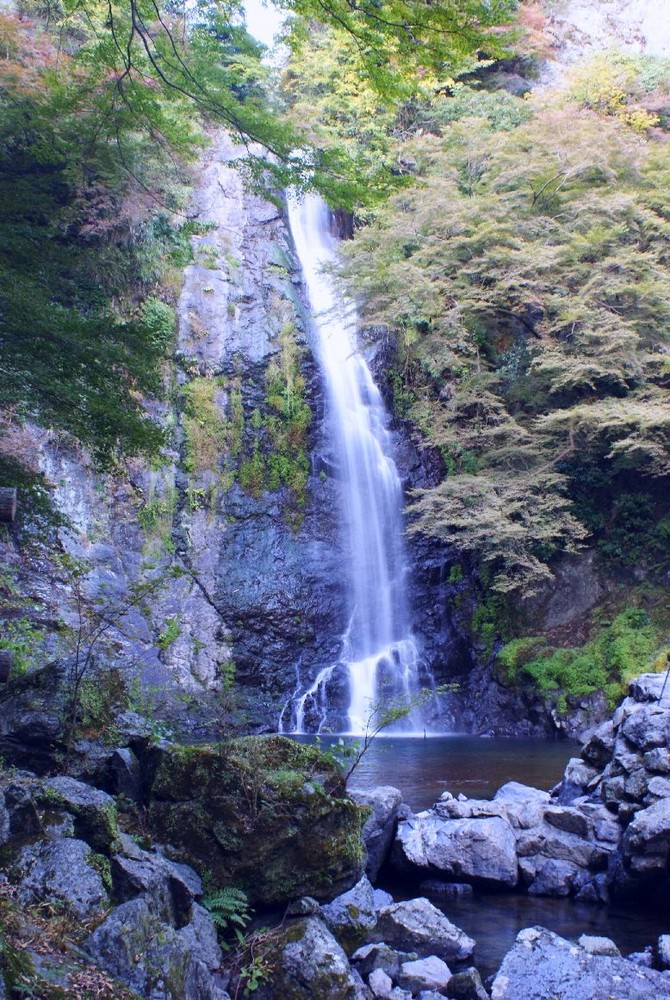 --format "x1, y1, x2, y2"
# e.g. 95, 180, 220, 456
293, 734, 668, 977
